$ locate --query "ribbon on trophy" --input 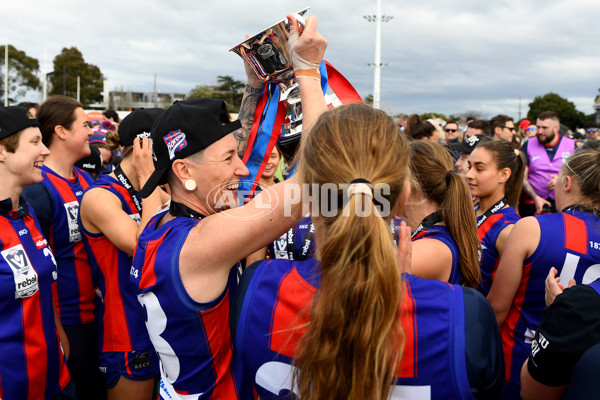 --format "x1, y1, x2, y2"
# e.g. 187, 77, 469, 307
239, 60, 363, 200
